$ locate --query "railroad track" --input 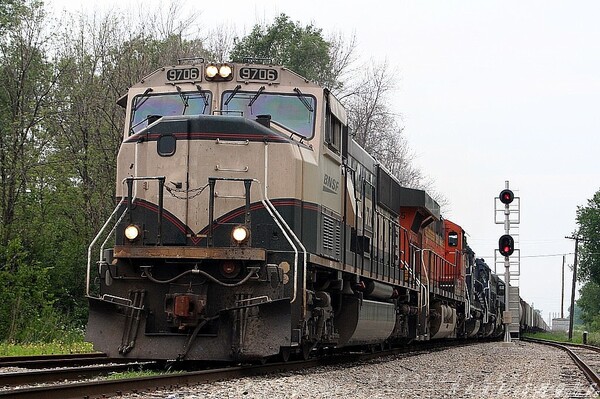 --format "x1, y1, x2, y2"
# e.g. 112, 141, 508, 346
0, 361, 159, 387
0, 340, 476, 399
0, 352, 136, 369
522, 337, 600, 390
